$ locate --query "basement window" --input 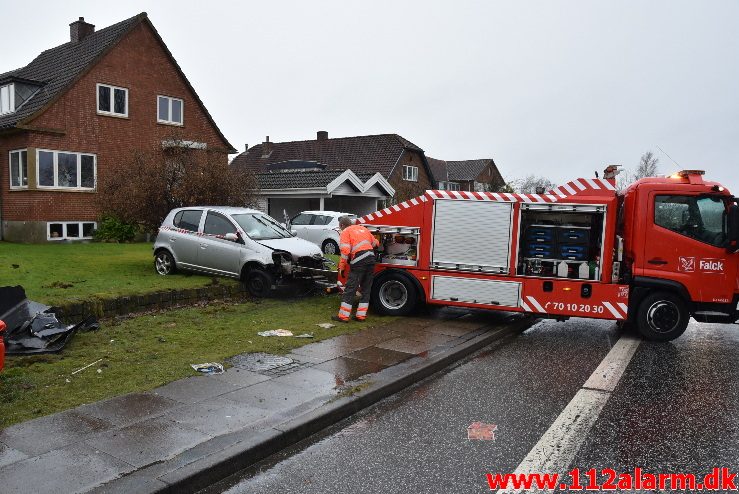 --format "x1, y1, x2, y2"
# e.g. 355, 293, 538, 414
9, 149, 28, 188
97, 83, 128, 117
403, 165, 418, 182
48, 221, 96, 241
157, 95, 183, 125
